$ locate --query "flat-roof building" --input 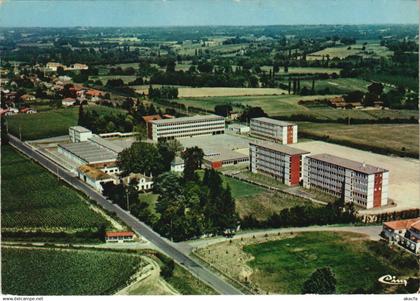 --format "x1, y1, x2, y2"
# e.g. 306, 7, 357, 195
69, 126, 92, 143
303, 153, 389, 209
227, 123, 250, 134
250, 141, 309, 186
147, 115, 225, 141
250, 117, 297, 144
